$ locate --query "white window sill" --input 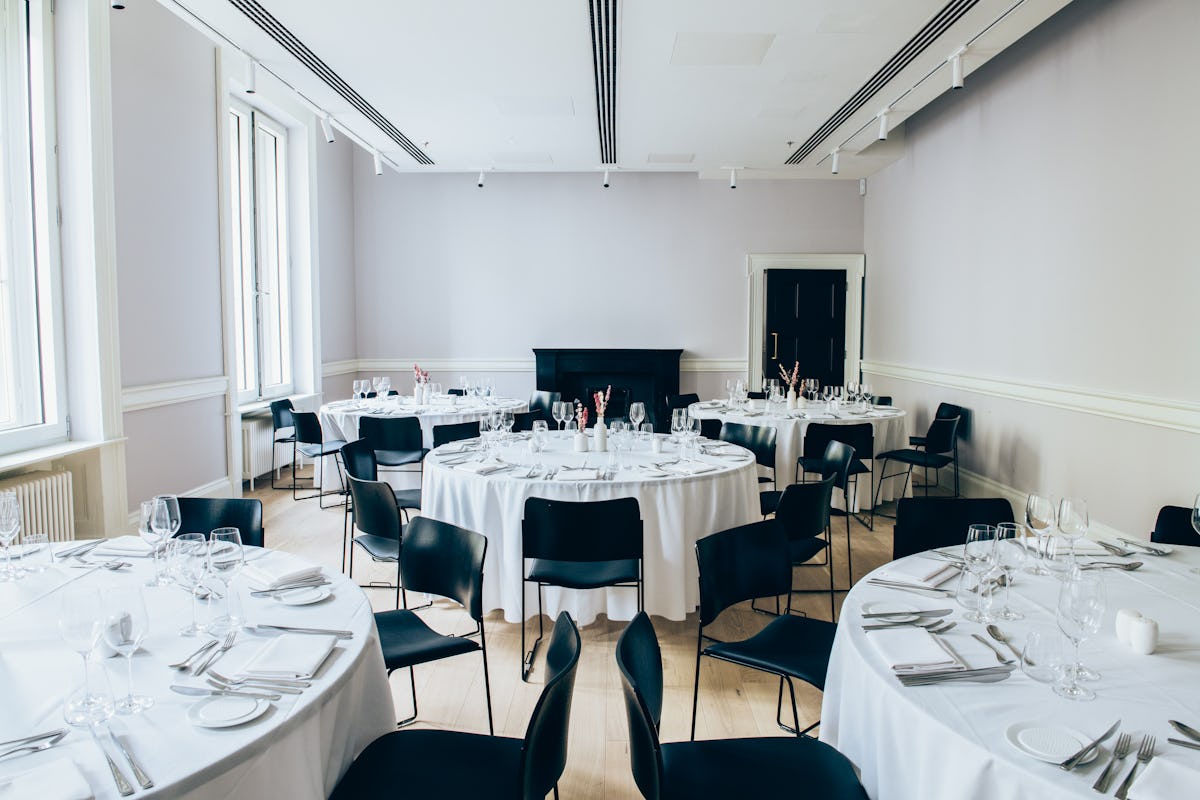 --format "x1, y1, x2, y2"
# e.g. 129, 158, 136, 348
0, 438, 121, 475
